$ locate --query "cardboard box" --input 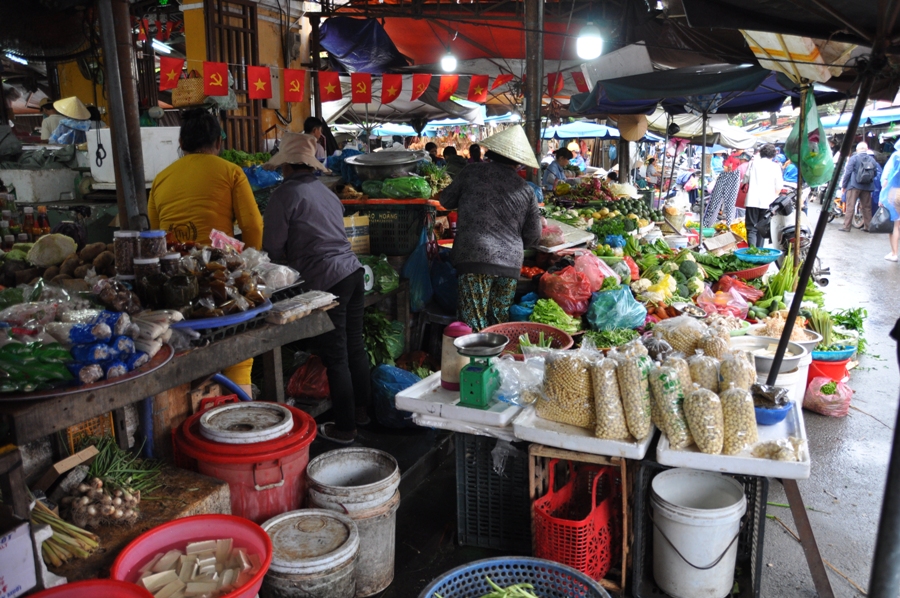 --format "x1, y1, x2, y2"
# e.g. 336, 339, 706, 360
344, 213, 370, 255
703, 231, 738, 256
32, 446, 99, 493
0, 512, 36, 598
